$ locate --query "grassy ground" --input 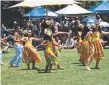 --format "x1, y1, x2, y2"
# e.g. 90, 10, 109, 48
1, 48, 109, 85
